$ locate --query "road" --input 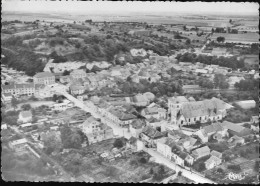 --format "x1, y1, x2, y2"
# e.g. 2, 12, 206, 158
144, 148, 216, 184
